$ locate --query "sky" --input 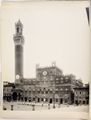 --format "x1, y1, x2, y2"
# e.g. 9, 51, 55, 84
0, 1, 90, 84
